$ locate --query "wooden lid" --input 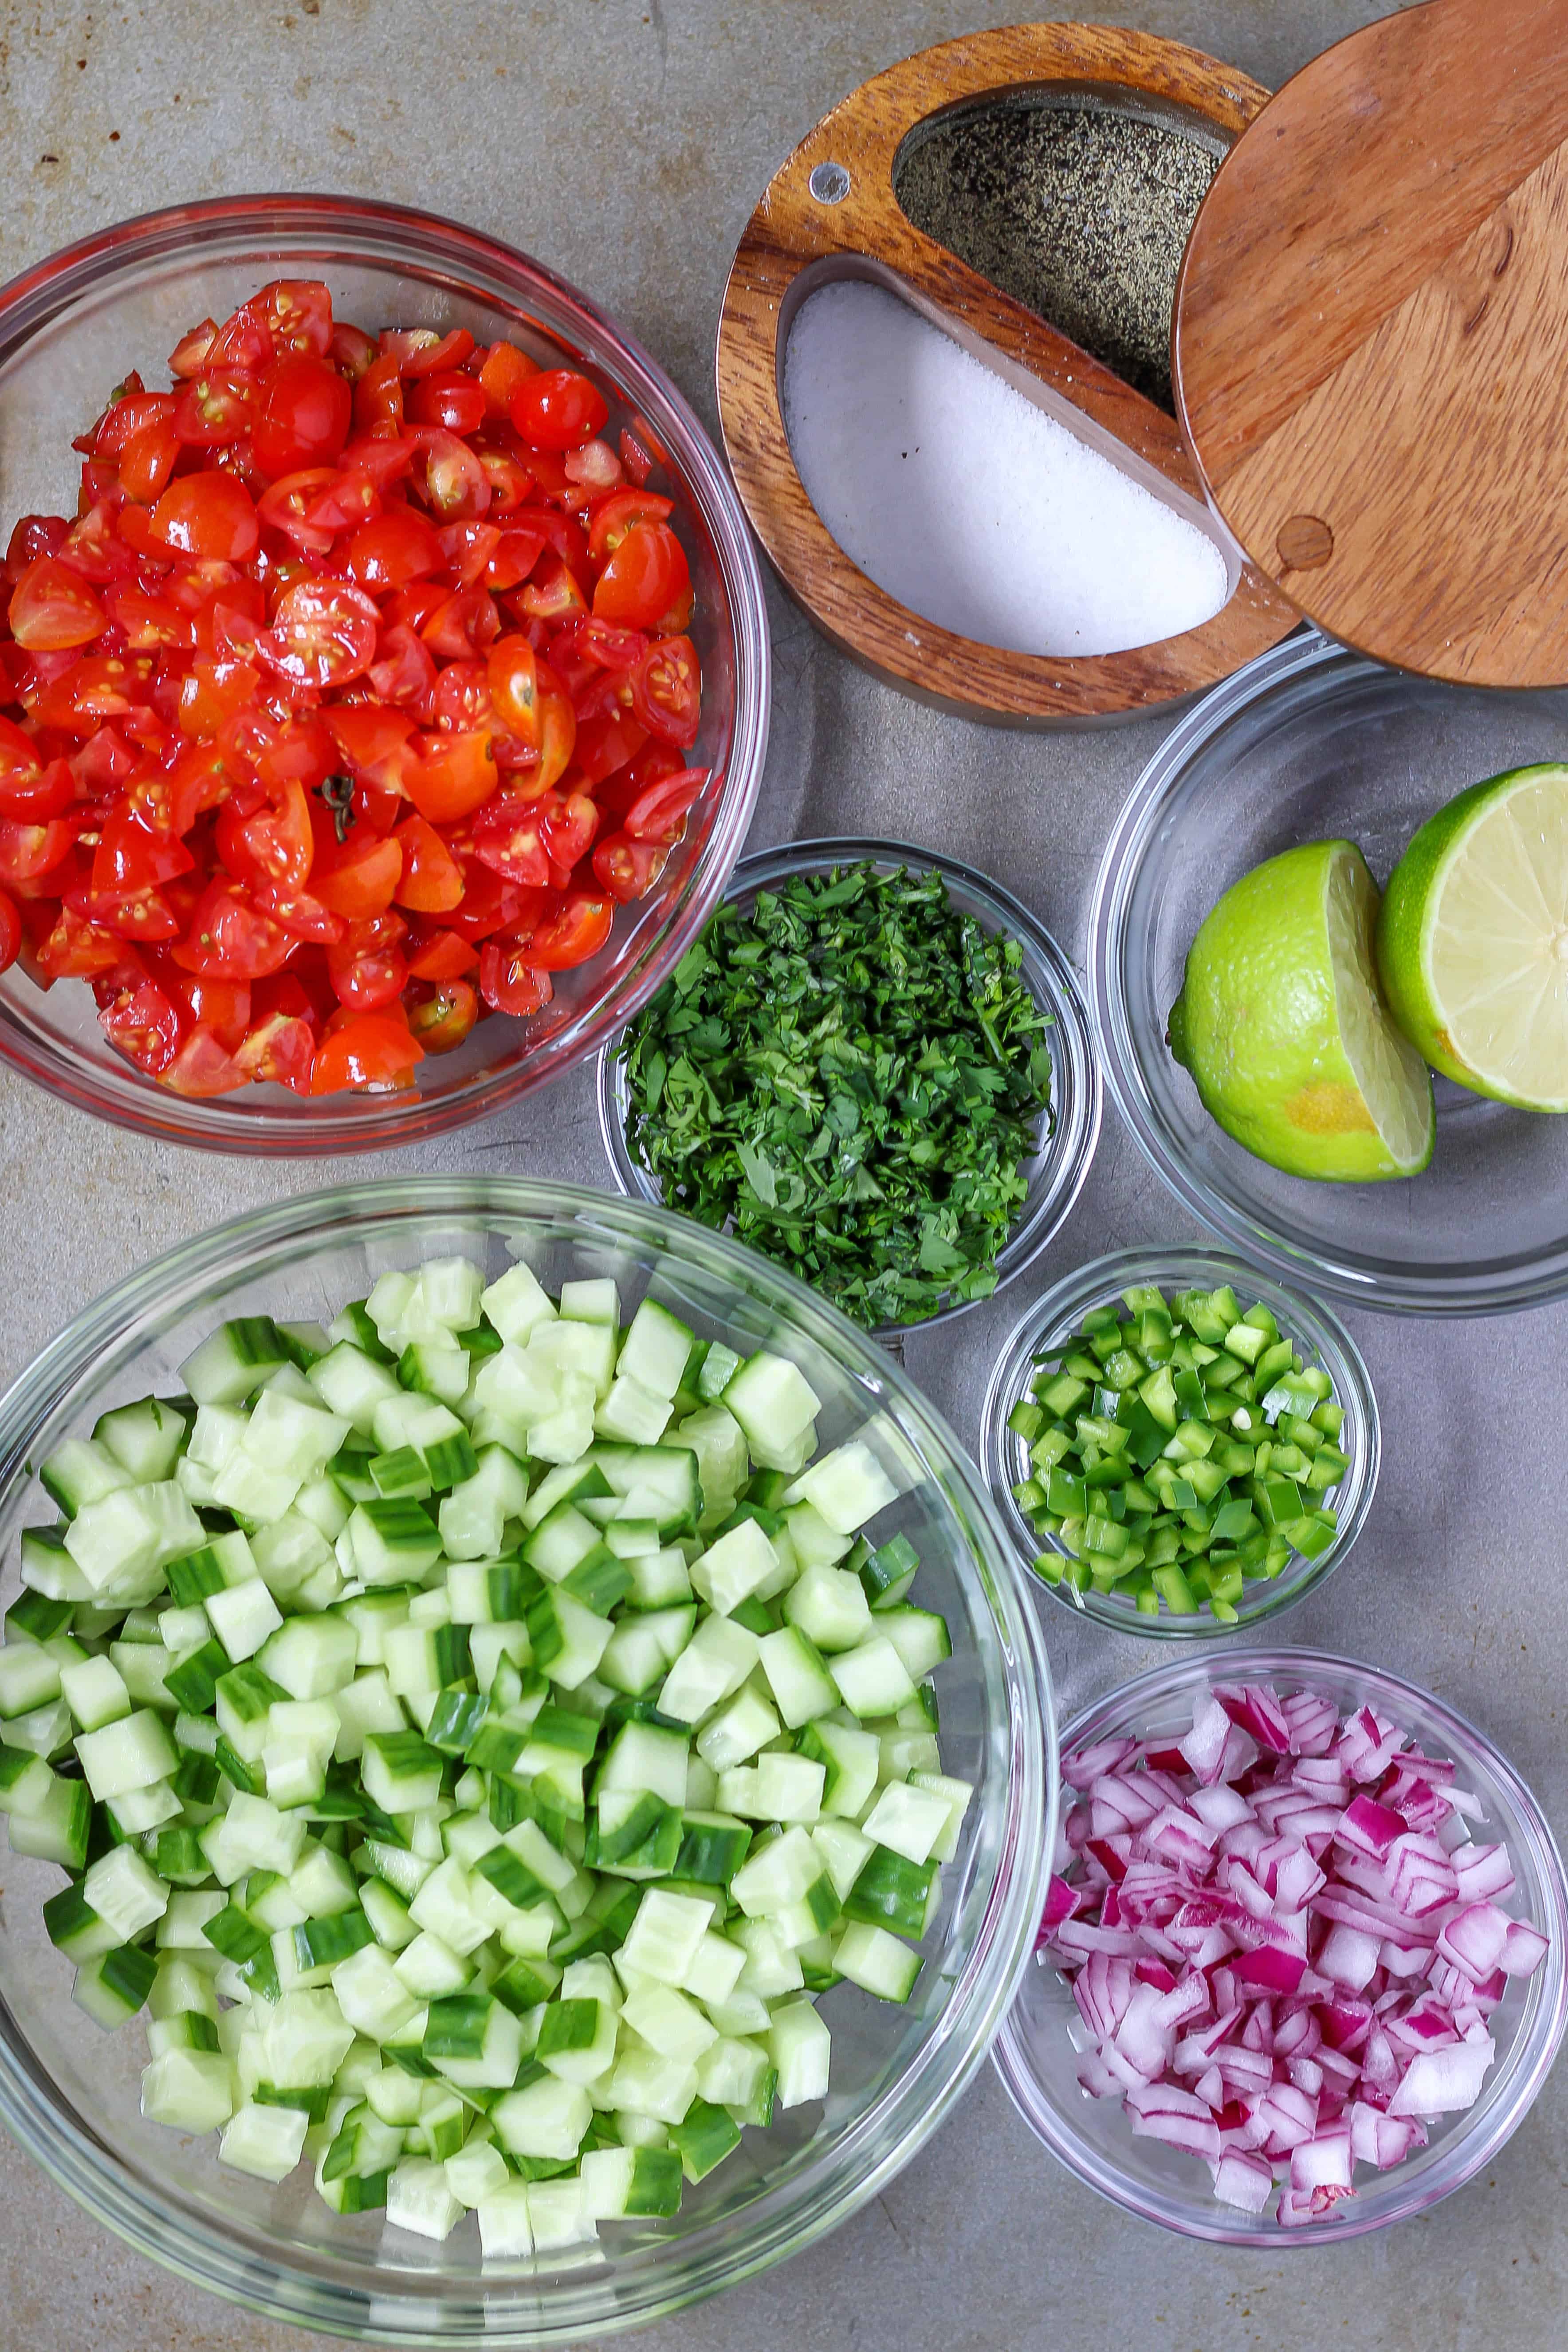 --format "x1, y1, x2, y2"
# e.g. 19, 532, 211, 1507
1174, 0, 1568, 687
